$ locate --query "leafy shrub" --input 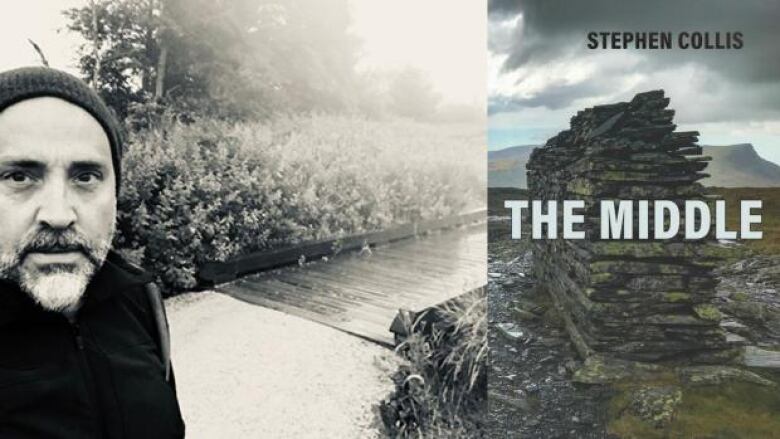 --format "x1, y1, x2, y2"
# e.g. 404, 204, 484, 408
116, 114, 484, 292
380, 288, 488, 437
